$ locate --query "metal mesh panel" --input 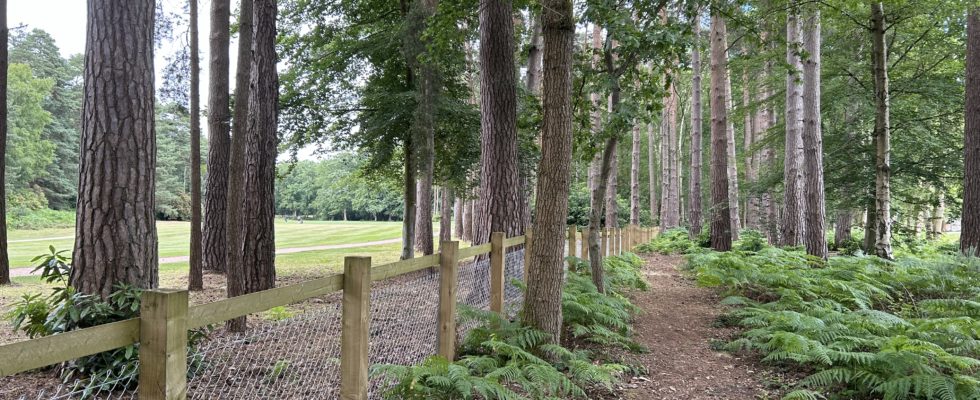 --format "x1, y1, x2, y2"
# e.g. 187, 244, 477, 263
368, 268, 440, 398
504, 248, 526, 319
